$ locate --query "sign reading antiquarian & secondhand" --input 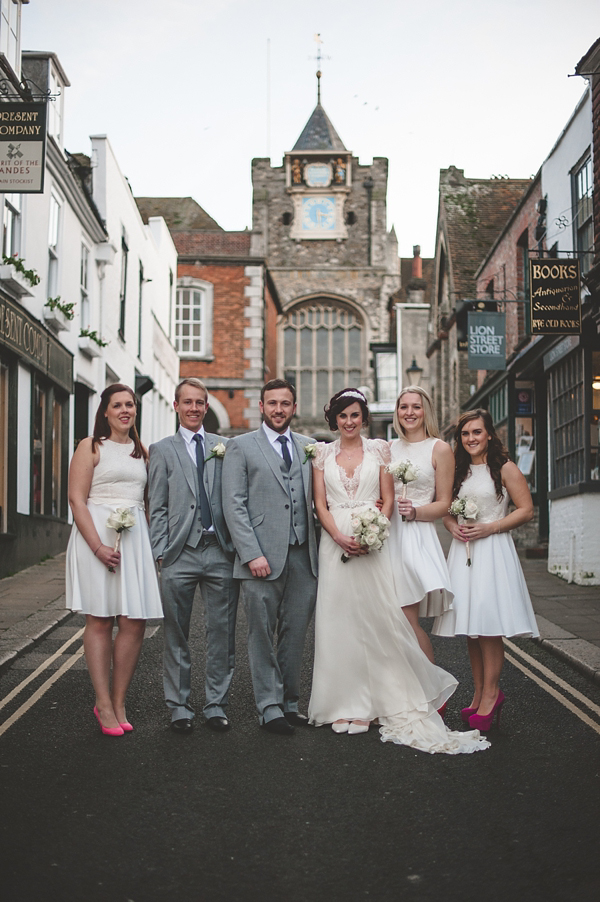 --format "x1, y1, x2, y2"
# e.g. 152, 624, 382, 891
529, 258, 581, 335
0, 102, 47, 193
